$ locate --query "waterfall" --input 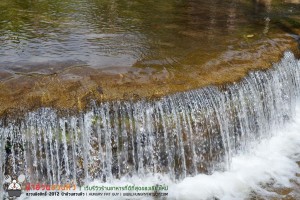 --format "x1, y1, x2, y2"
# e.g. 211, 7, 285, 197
0, 52, 299, 197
